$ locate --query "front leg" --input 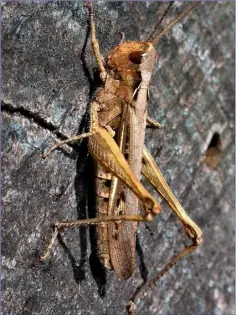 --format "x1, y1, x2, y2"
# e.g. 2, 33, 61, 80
85, 3, 107, 82
42, 101, 99, 158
